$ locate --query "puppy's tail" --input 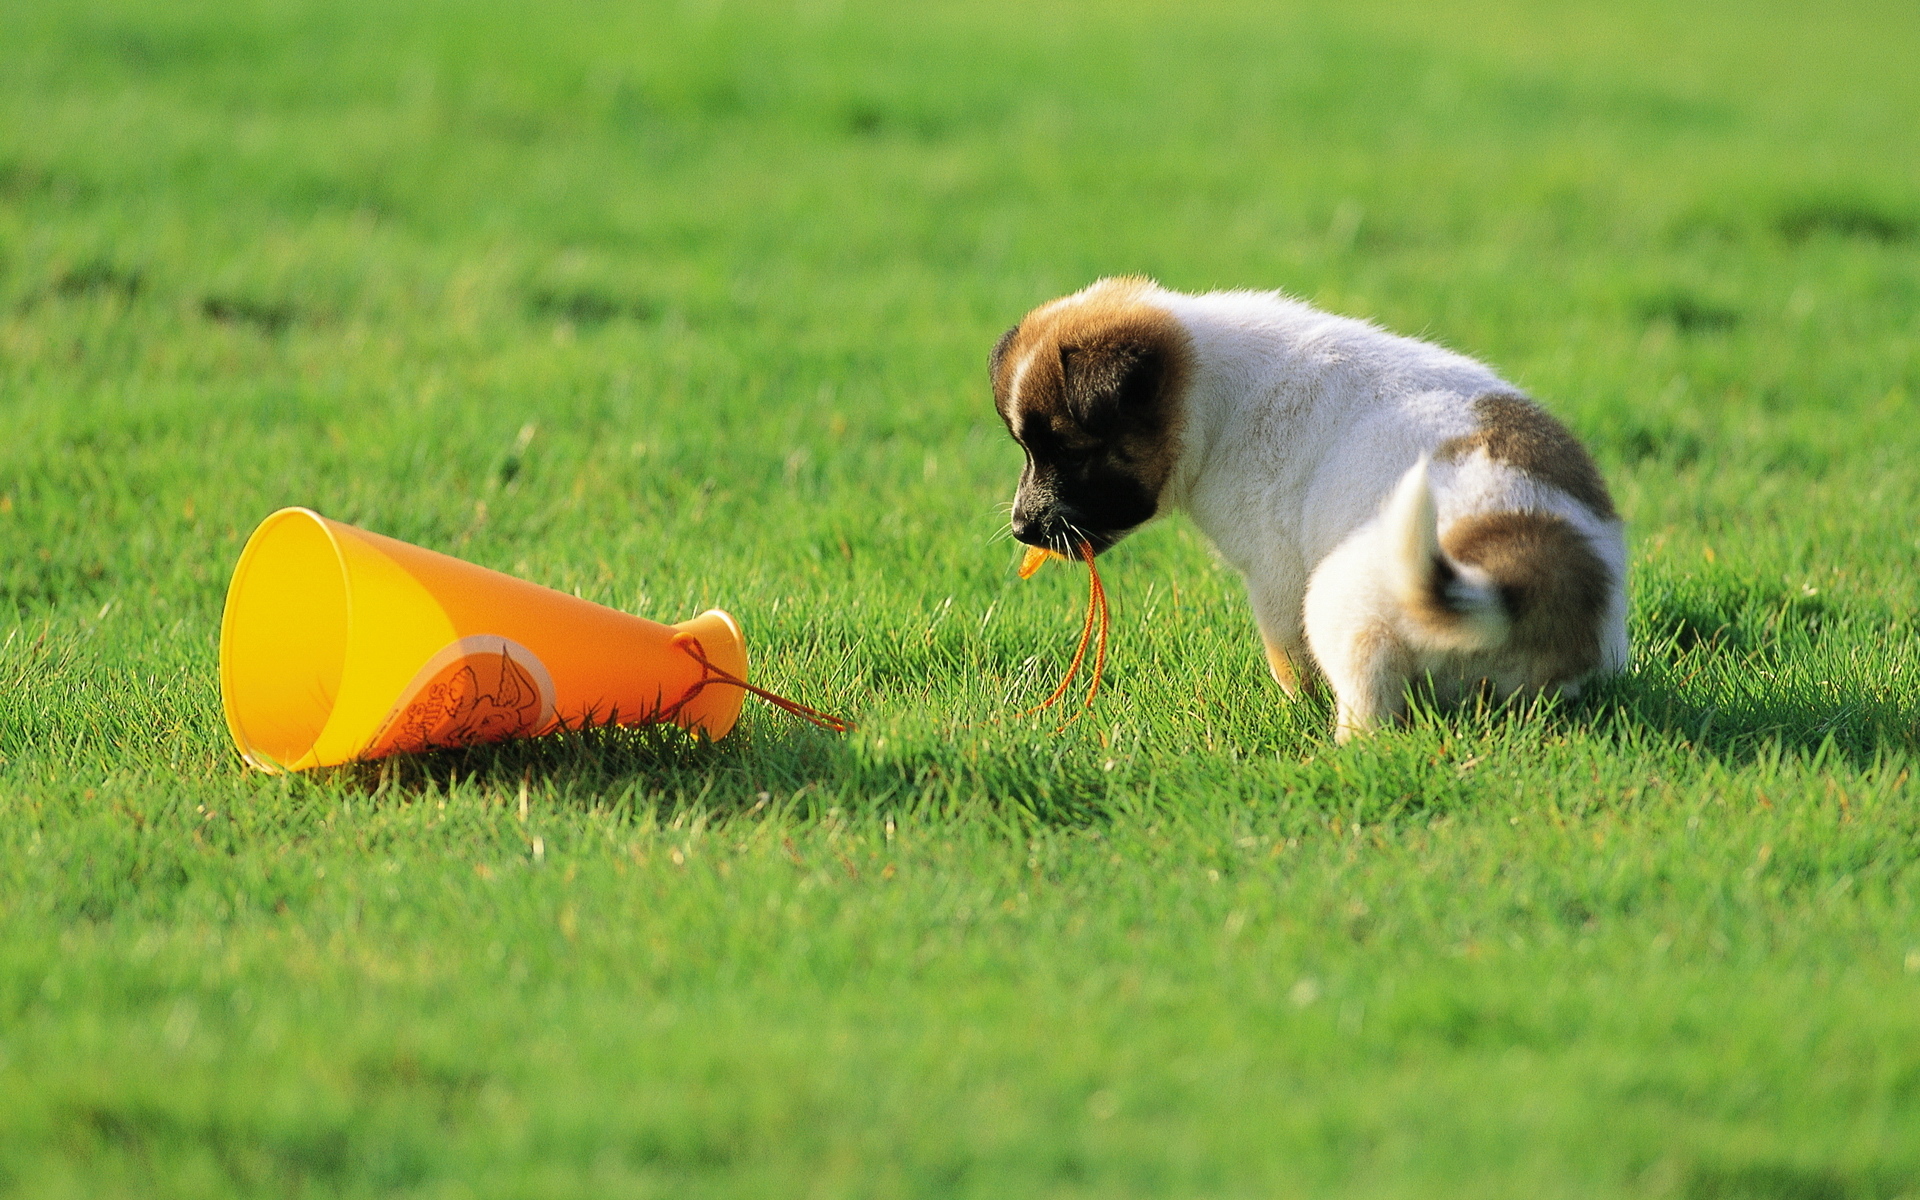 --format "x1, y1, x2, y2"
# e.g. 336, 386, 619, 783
1381, 456, 1510, 653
